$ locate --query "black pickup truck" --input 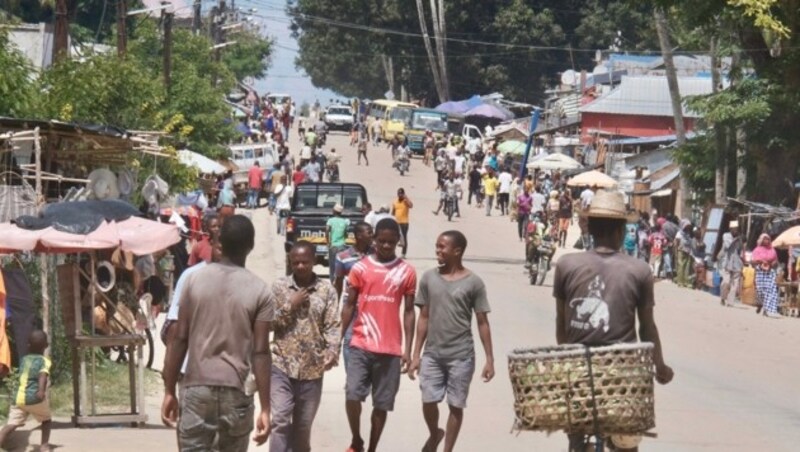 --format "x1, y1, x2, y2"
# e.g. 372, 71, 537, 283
284, 182, 368, 273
